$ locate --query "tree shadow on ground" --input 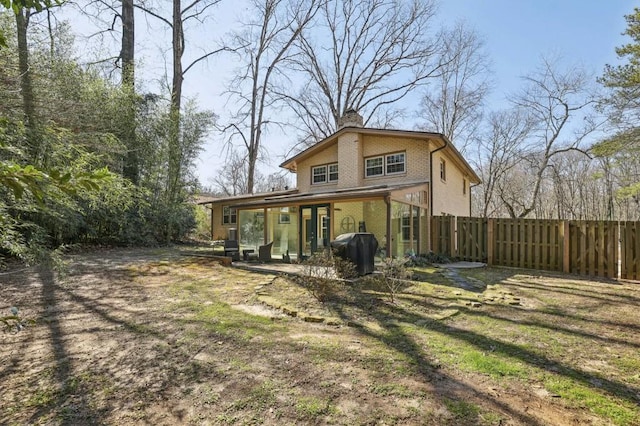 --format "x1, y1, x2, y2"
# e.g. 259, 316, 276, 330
315, 273, 640, 422
281, 273, 544, 424
32, 261, 110, 425
6, 254, 193, 424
